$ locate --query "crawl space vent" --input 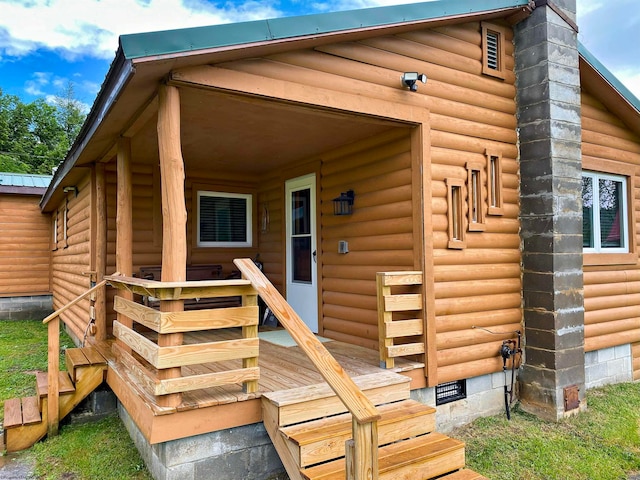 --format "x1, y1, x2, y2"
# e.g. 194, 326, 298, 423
435, 380, 467, 405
